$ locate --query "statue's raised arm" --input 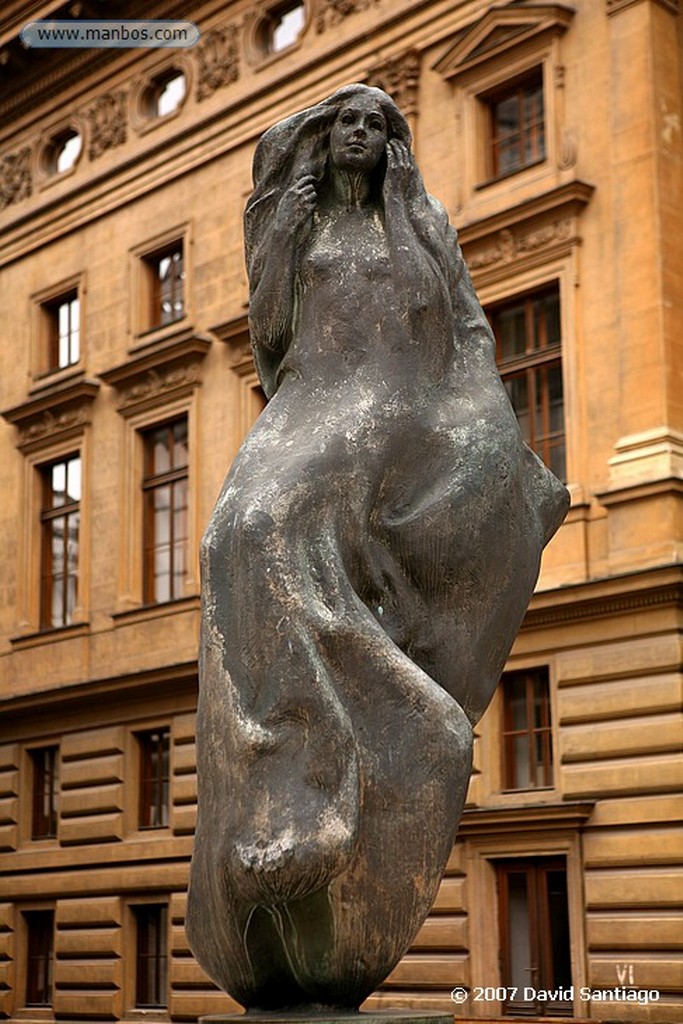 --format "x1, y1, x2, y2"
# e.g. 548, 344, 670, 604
188, 84, 569, 1013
